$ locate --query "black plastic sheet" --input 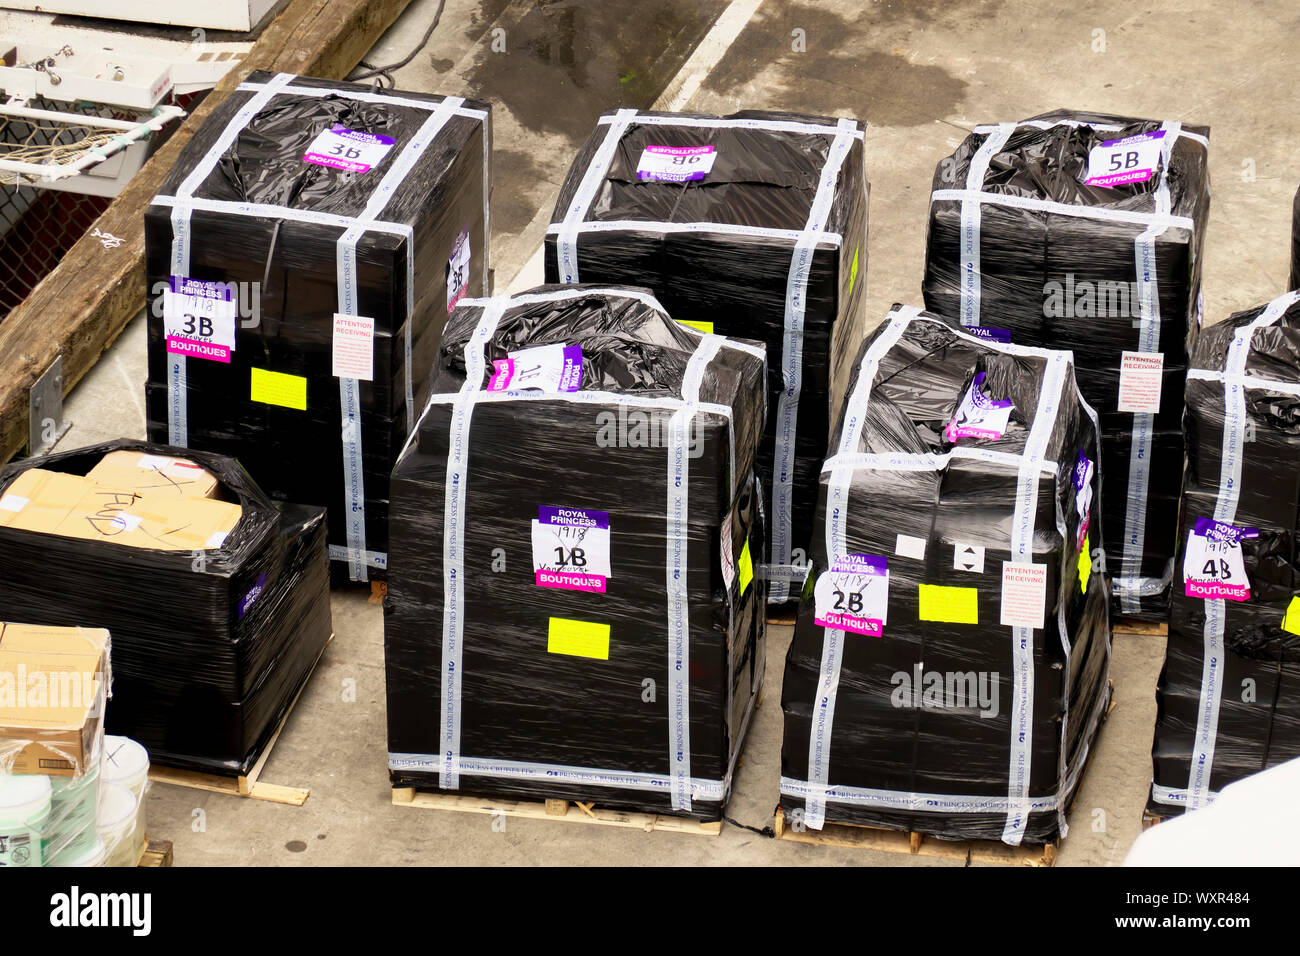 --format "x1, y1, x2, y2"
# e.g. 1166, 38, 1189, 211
923, 110, 1211, 620
0, 439, 332, 776
1291, 184, 1299, 293
385, 285, 767, 820
778, 306, 1111, 845
544, 110, 869, 603
144, 70, 491, 583
1149, 290, 1300, 816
